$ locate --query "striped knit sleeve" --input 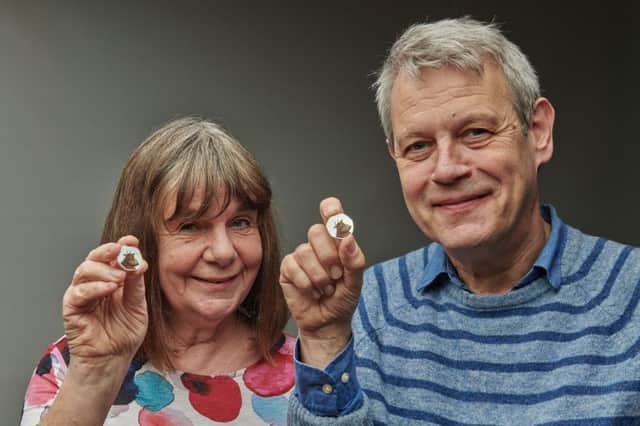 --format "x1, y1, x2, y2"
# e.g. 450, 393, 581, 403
287, 392, 372, 425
